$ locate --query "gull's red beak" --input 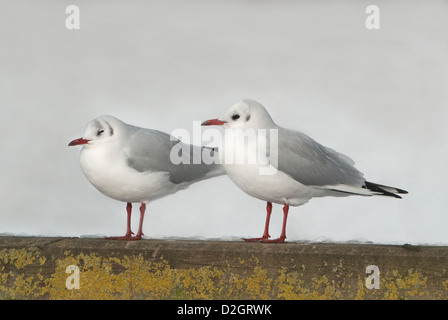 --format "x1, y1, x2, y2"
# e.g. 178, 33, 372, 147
201, 118, 227, 126
68, 138, 90, 146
